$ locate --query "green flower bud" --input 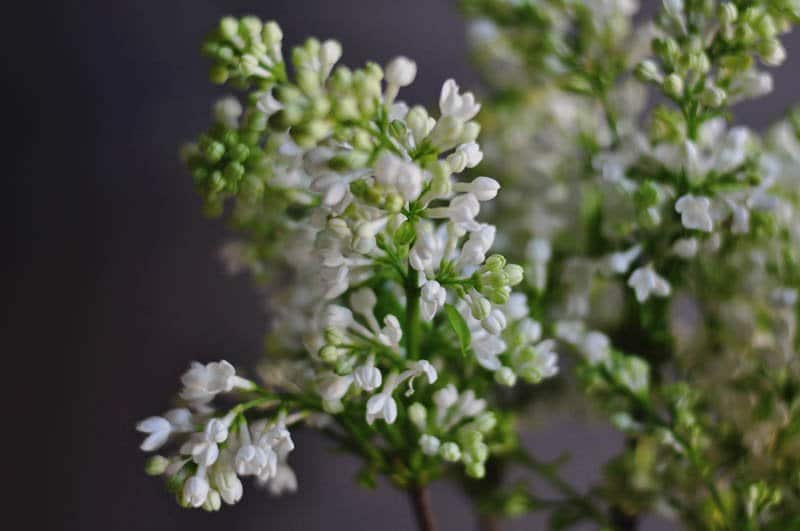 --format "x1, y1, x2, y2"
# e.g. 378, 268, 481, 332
203, 140, 225, 163
145, 455, 169, 476
635, 60, 663, 83
494, 366, 517, 387
406, 106, 433, 143
701, 86, 726, 107
663, 73, 684, 98
209, 63, 229, 84
484, 254, 506, 272
759, 39, 786, 66
428, 161, 452, 197
504, 264, 524, 286
394, 221, 417, 246
465, 461, 485, 479
439, 442, 462, 462
334, 97, 360, 121
474, 412, 497, 434
219, 17, 239, 41
324, 326, 346, 345
718, 3, 738, 24
319, 345, 342, 363
408, 402, 427, 430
